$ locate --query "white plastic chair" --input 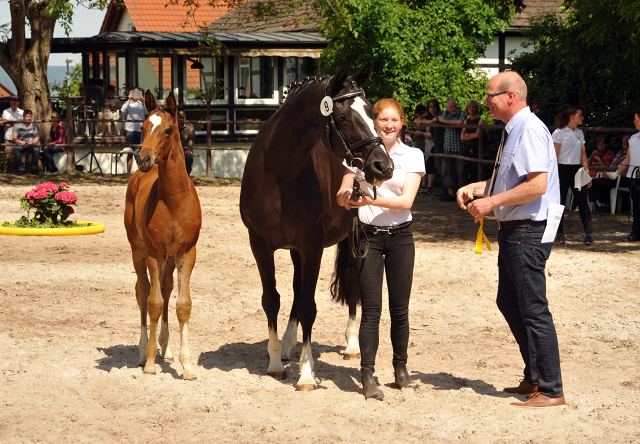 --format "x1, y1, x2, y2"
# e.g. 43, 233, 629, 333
610, 174, 631, 215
